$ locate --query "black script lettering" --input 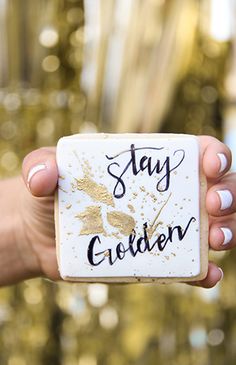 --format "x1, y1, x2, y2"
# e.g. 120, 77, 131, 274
87, 217, 196, 267
156, 149, 185, 192
116, 242, 126, 260
87, 236, 105, 266
105, 144, 185, 198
